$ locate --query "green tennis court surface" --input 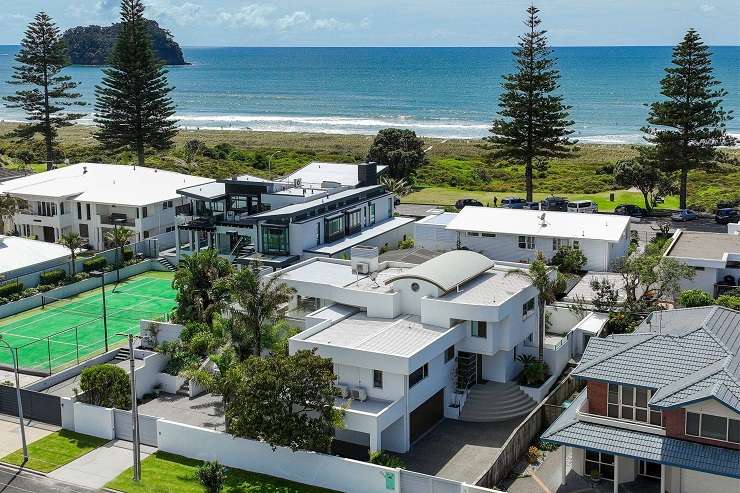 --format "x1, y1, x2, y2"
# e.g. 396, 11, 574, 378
0, 273, 176, 373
